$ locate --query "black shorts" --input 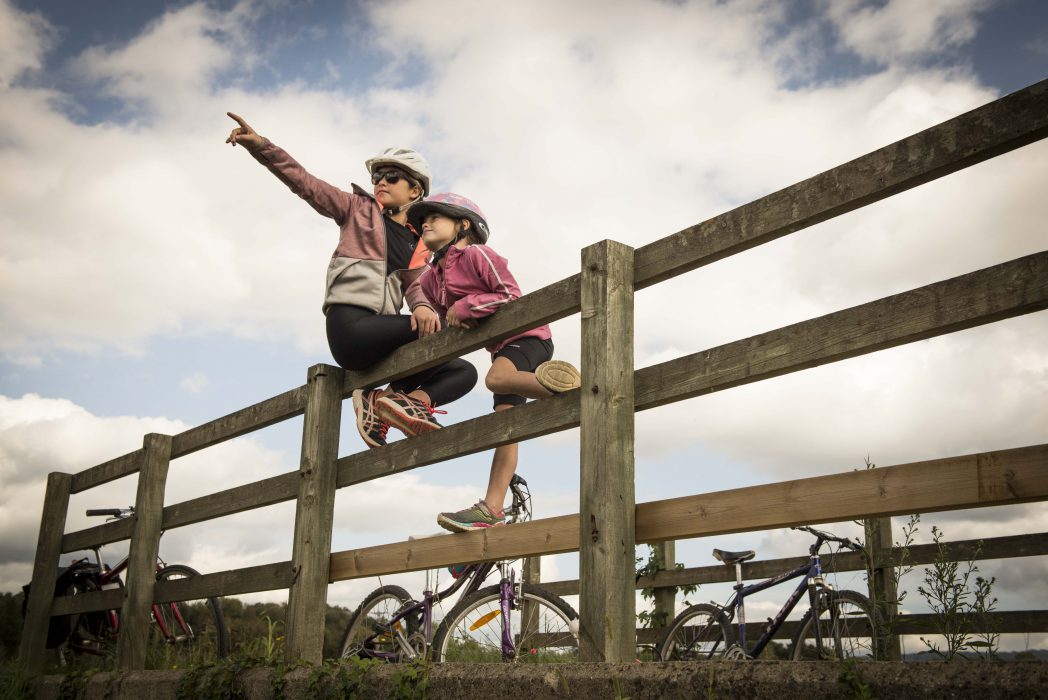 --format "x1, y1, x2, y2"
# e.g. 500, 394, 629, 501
492, 337, 554, 408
